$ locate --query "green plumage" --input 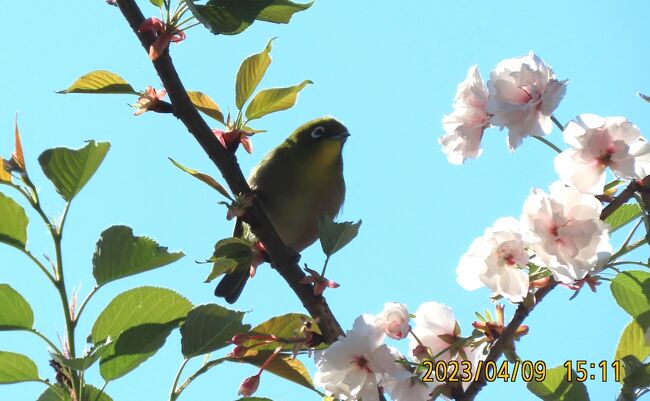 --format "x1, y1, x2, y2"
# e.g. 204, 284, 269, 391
215, 117, 349, 303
